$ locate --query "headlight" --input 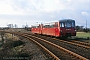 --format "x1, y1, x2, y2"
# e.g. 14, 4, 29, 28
75, 30, 76, 31
60, 30, 62, 32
